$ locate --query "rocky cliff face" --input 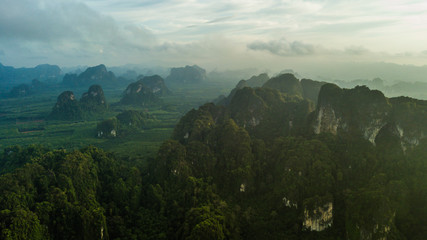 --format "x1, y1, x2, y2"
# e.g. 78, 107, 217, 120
97, 118, 118, 138
387, 97, 427, 150
80, 85, 108, 113
50, 91, 83, 120
97, 110, 152, 138
139, 75, 172, 96
175, 74, 314, 142
62, 64, 117, 87
165, 65, 207, 85
312, 84, 426, 149
303, 202, 333, 231
120, 80, 160, 106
